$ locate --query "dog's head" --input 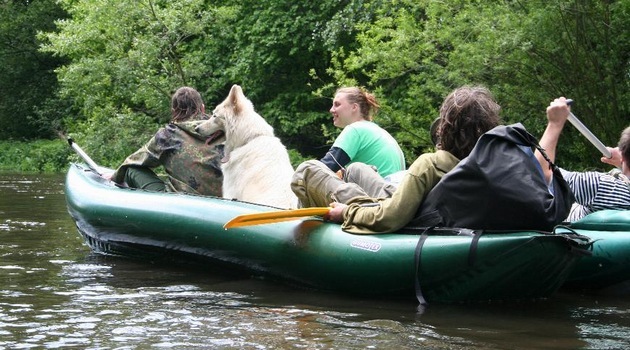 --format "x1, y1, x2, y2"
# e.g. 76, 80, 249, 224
196, 84, 274, 161
196, 84, 253, 139
196, 110, 226, 145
